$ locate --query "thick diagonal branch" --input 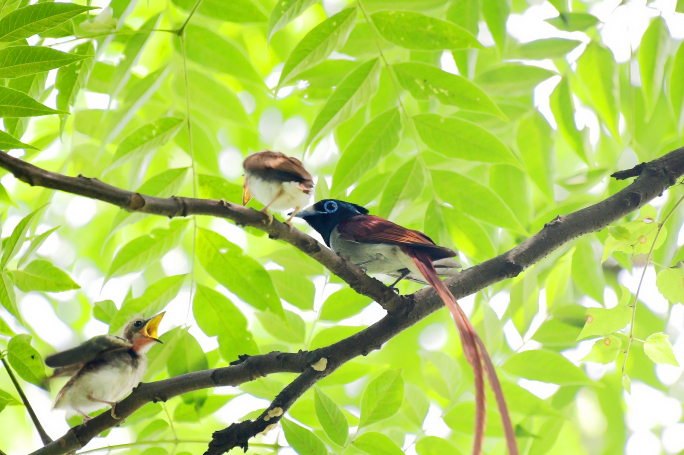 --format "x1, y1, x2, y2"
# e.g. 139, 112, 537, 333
10, 147, 684, 455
